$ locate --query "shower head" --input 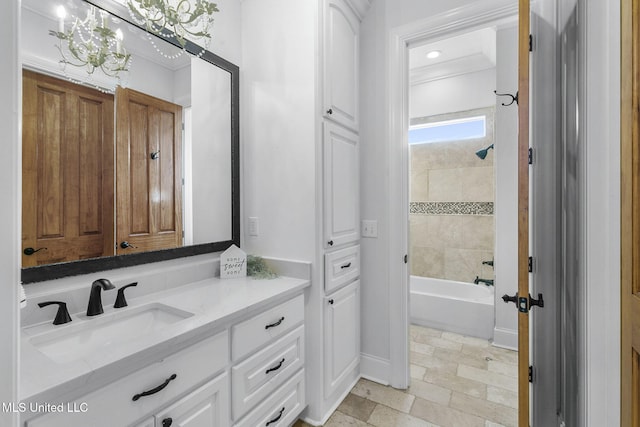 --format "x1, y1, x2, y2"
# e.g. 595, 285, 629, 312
475, 144, 494, 160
